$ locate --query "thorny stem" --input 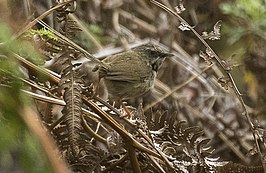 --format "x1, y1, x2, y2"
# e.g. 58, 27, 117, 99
150, 0, 265, 171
